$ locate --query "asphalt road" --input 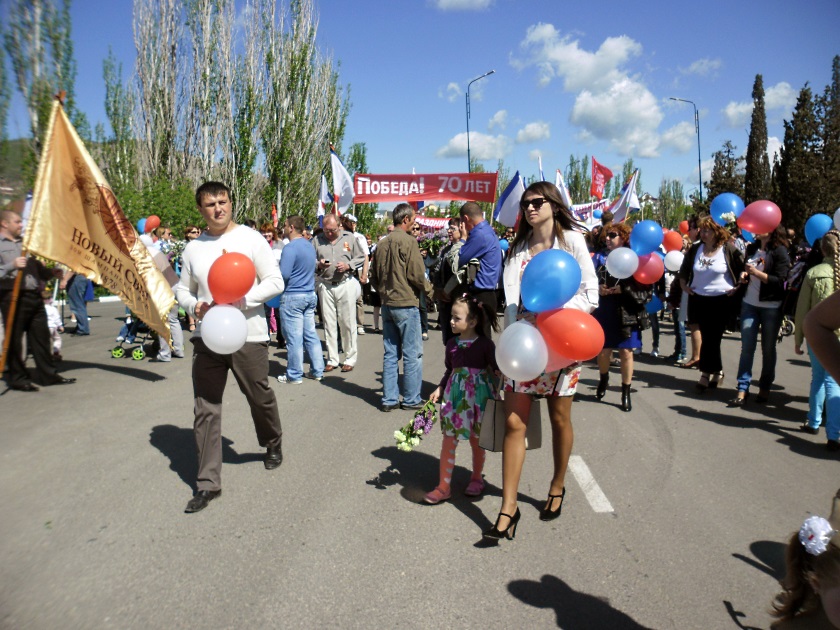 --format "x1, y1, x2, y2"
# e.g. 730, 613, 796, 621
1, 300, 837, 629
